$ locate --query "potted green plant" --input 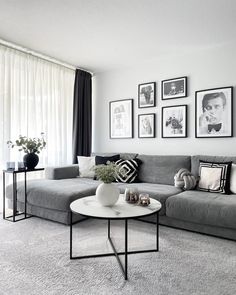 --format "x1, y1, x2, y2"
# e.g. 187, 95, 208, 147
94, 162, 120, 206
7, 133, 46, 169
